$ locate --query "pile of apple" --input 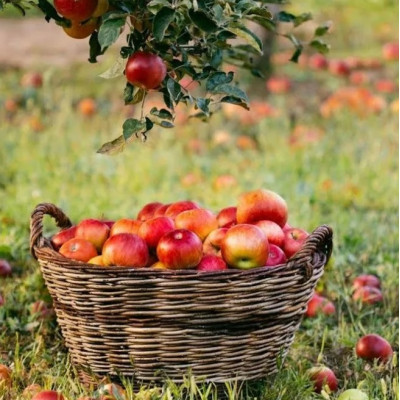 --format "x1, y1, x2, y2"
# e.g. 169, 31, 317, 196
51, 189, 311, 272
